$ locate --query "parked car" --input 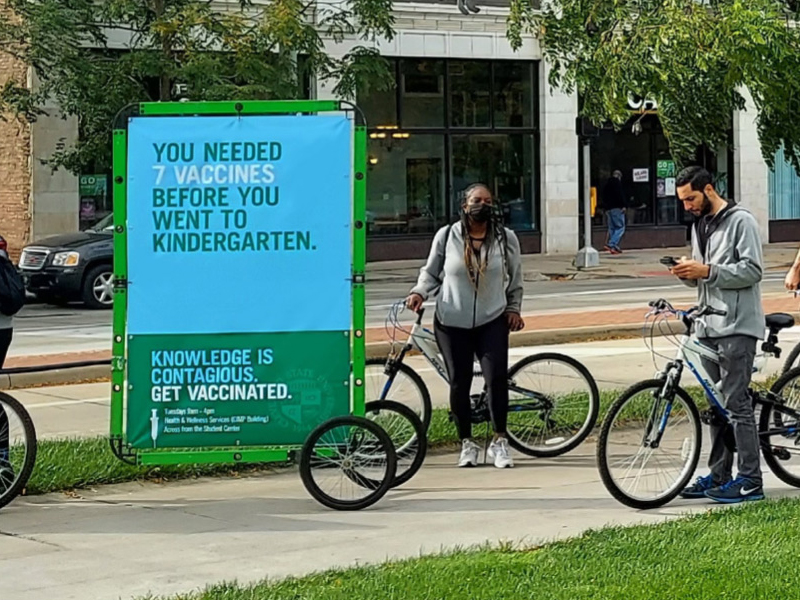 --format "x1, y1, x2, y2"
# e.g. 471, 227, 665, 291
18, 215, 114, 309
